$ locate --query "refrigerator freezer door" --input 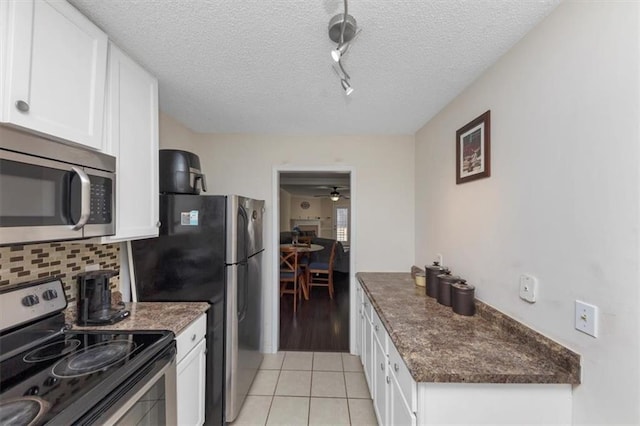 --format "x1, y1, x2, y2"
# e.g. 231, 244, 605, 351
226, 195, 265, 264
